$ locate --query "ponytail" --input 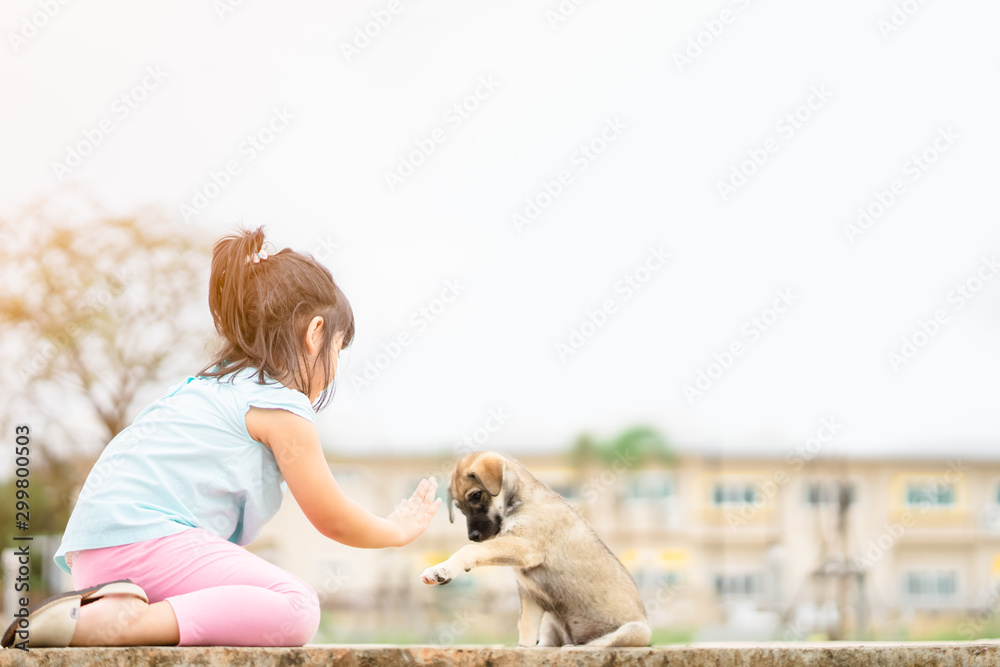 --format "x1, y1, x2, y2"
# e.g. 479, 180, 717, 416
208, 226, 268, 355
